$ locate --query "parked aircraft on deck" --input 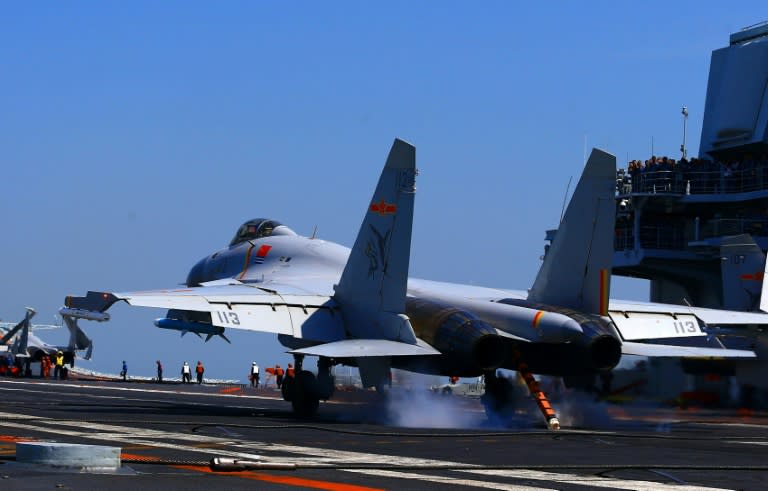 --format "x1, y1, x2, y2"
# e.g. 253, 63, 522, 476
65, 139, 768, 427
0, 307, 104, 366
